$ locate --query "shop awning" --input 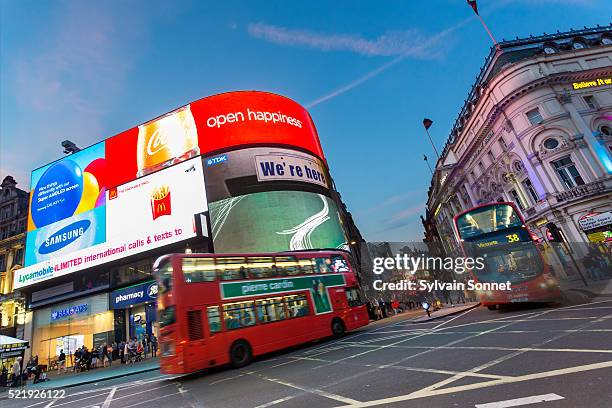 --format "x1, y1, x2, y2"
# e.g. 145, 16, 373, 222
0, 335, 29, 357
